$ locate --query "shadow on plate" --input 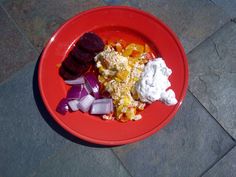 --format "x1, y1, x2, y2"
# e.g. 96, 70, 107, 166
33, 52, 115, 148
